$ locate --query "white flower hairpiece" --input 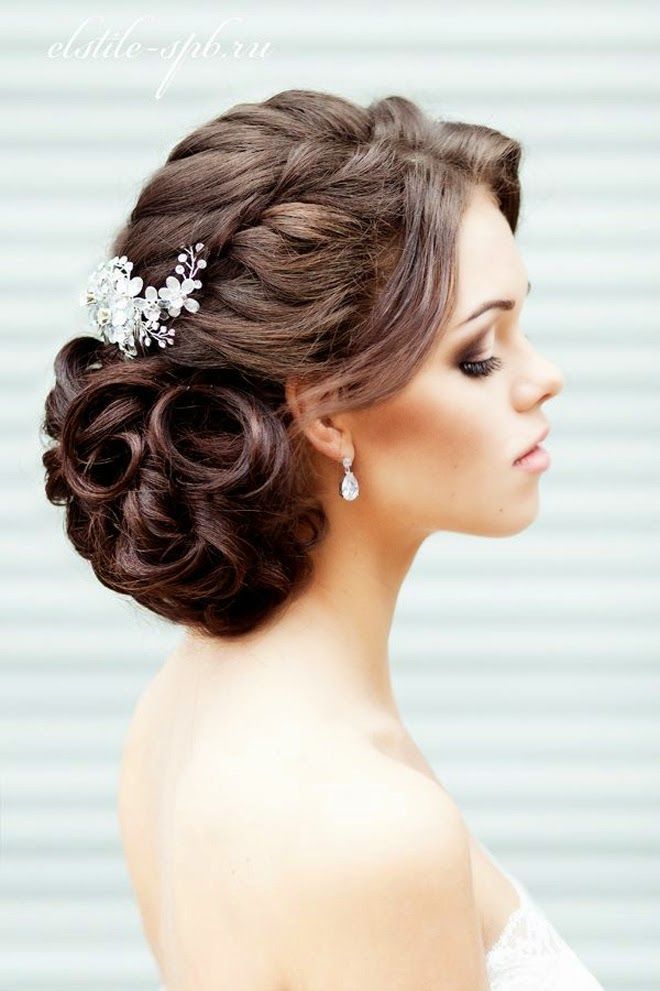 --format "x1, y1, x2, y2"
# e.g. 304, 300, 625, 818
80, 241, 207, 360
